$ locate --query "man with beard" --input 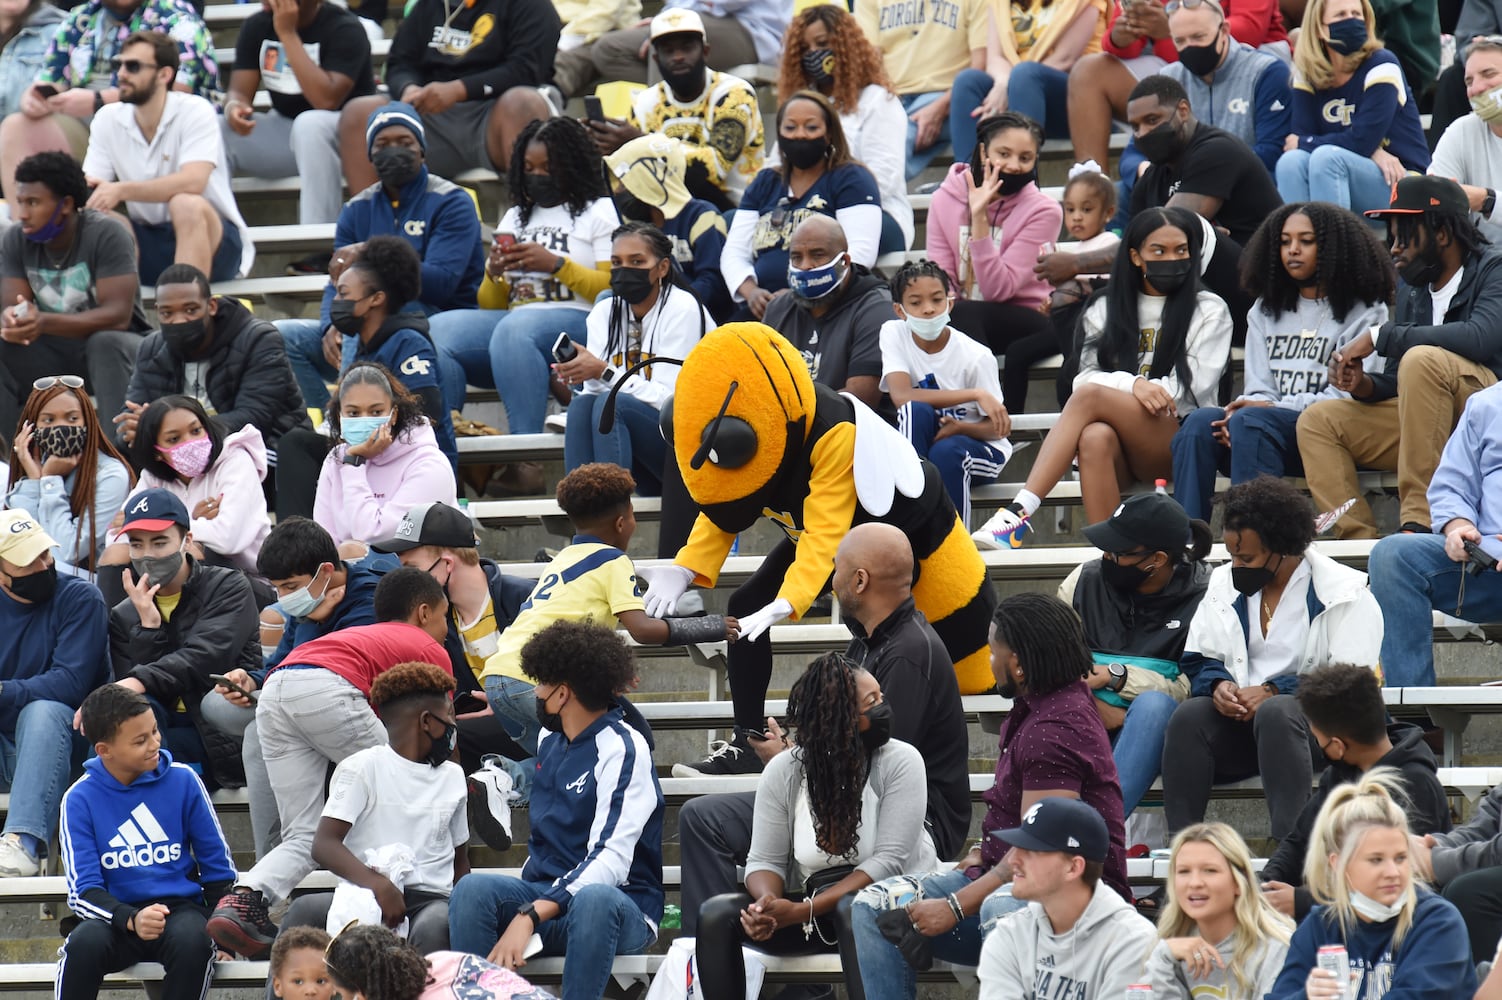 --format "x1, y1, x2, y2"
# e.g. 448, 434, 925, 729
584, 9, 763, 210
761, 215, 889, 414
80, 32, 251, 284
1298, 175, 1502, 539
